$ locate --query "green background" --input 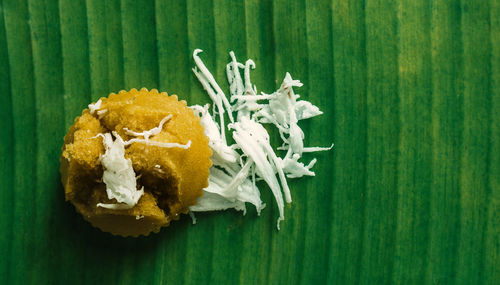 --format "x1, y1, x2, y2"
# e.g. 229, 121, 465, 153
0, 0, 498, 284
